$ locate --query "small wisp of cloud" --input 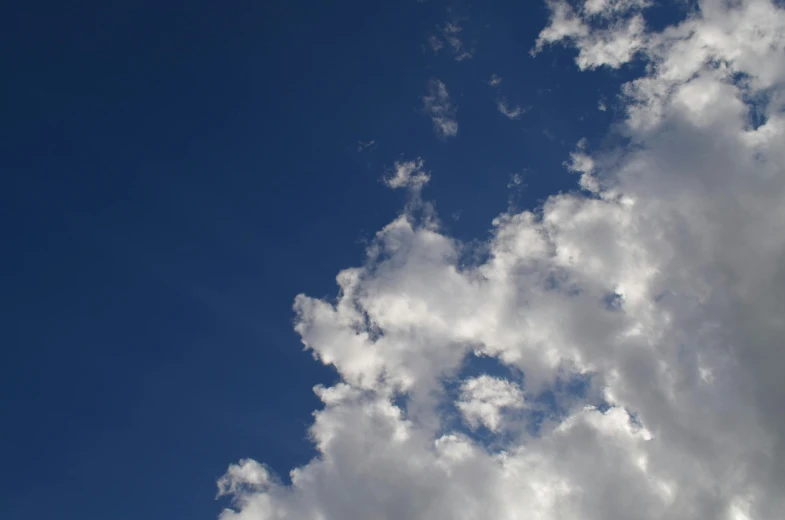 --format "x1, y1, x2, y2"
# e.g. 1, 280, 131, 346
496, 98, 527, 120
423, 79, 458, 139
357, 140, 377, 152
488, 75, 526, 120
427, 17, 474, 61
